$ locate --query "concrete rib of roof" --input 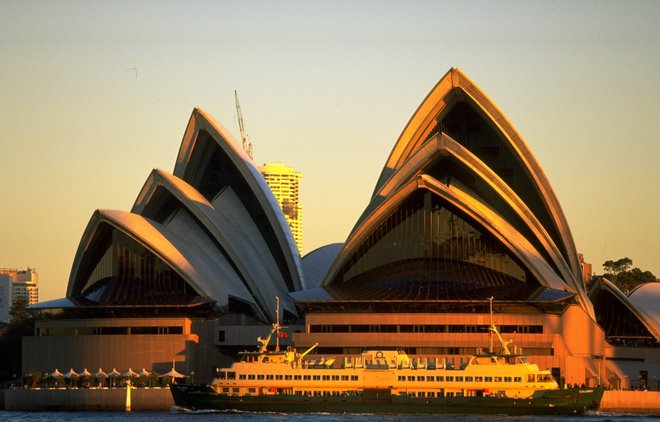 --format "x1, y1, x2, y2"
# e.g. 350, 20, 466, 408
66, 107, 307, 323
172, 108, 304, 292
360, 132, 585, 304
590, 278, 660, 341
374, 68, 581, 280
131, 168, 297, 321
340, 67, 592, 316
